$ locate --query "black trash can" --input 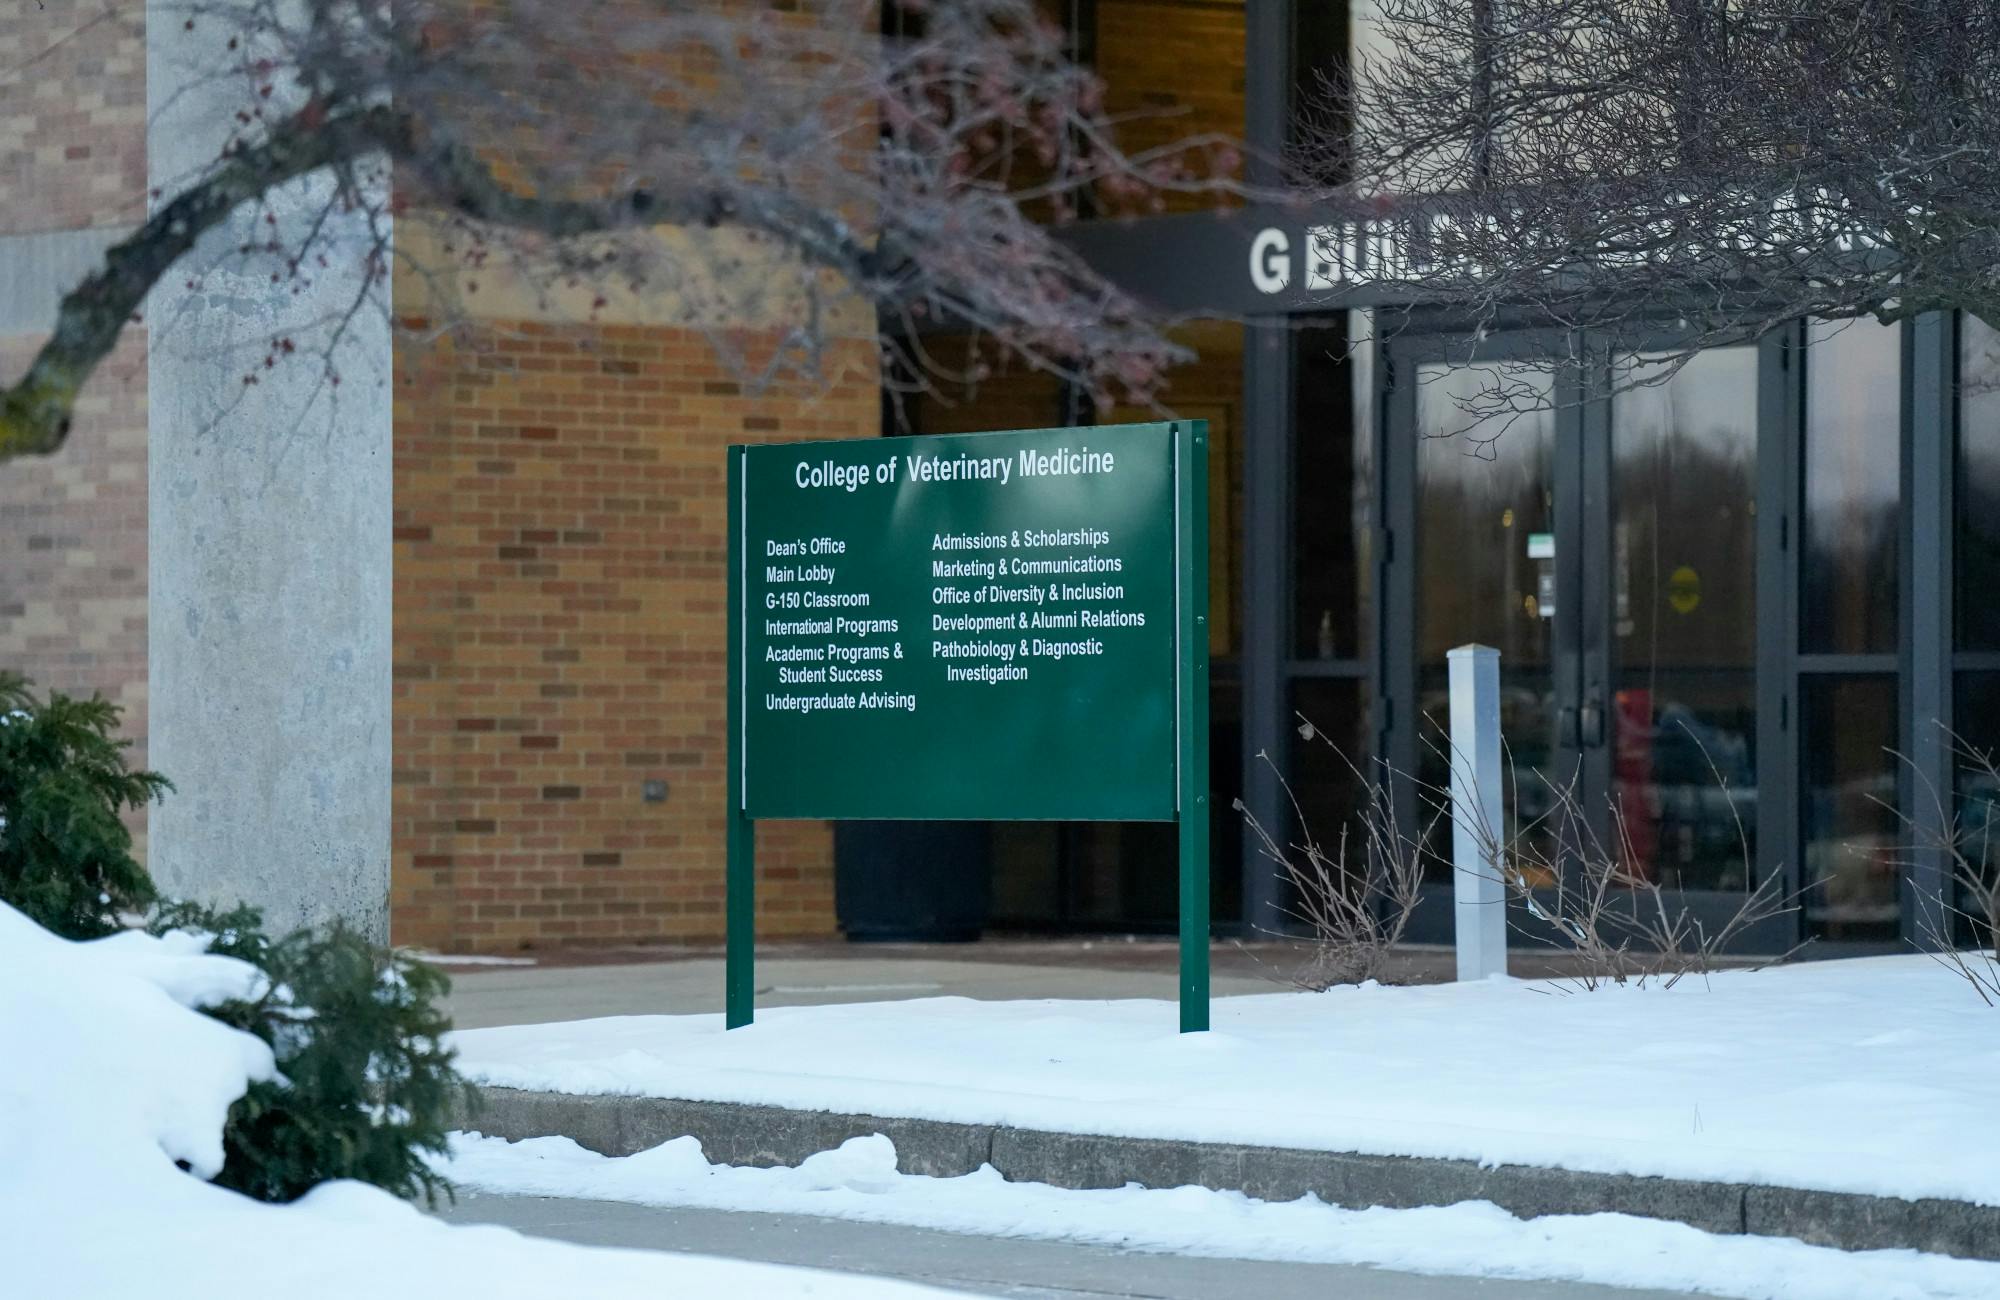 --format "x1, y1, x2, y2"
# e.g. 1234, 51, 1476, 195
834, 821, 991, 942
